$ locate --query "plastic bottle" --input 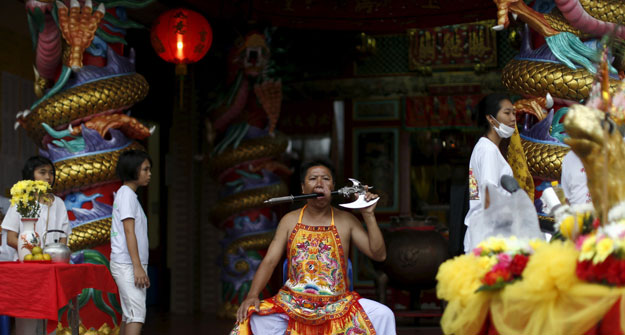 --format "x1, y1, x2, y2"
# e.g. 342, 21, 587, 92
541, 184, 563, 216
